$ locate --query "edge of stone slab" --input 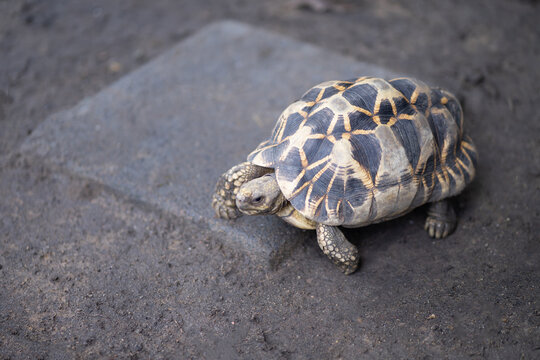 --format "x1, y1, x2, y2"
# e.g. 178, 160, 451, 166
9, 144, 305, 268
14, 21, 316, 268
7, 152, 297, 271
198, 20, 398, 77
15, 20, 399, 269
